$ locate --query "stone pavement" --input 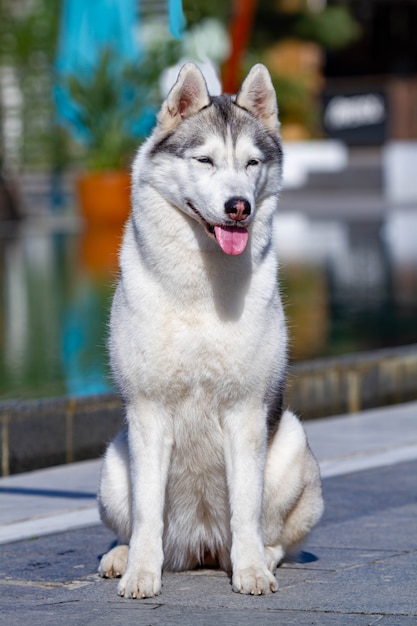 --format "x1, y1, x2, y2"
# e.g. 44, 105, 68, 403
0, 402, 416, 625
